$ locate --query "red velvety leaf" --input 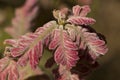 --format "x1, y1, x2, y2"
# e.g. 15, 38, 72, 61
6, 33, 43, 69
0, 57, 19, 80
5, 21, 57, 68
76, 26, 108, 59
67, 17, 96, 25
49, 29, 79, 68
67, 5, 95, 25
